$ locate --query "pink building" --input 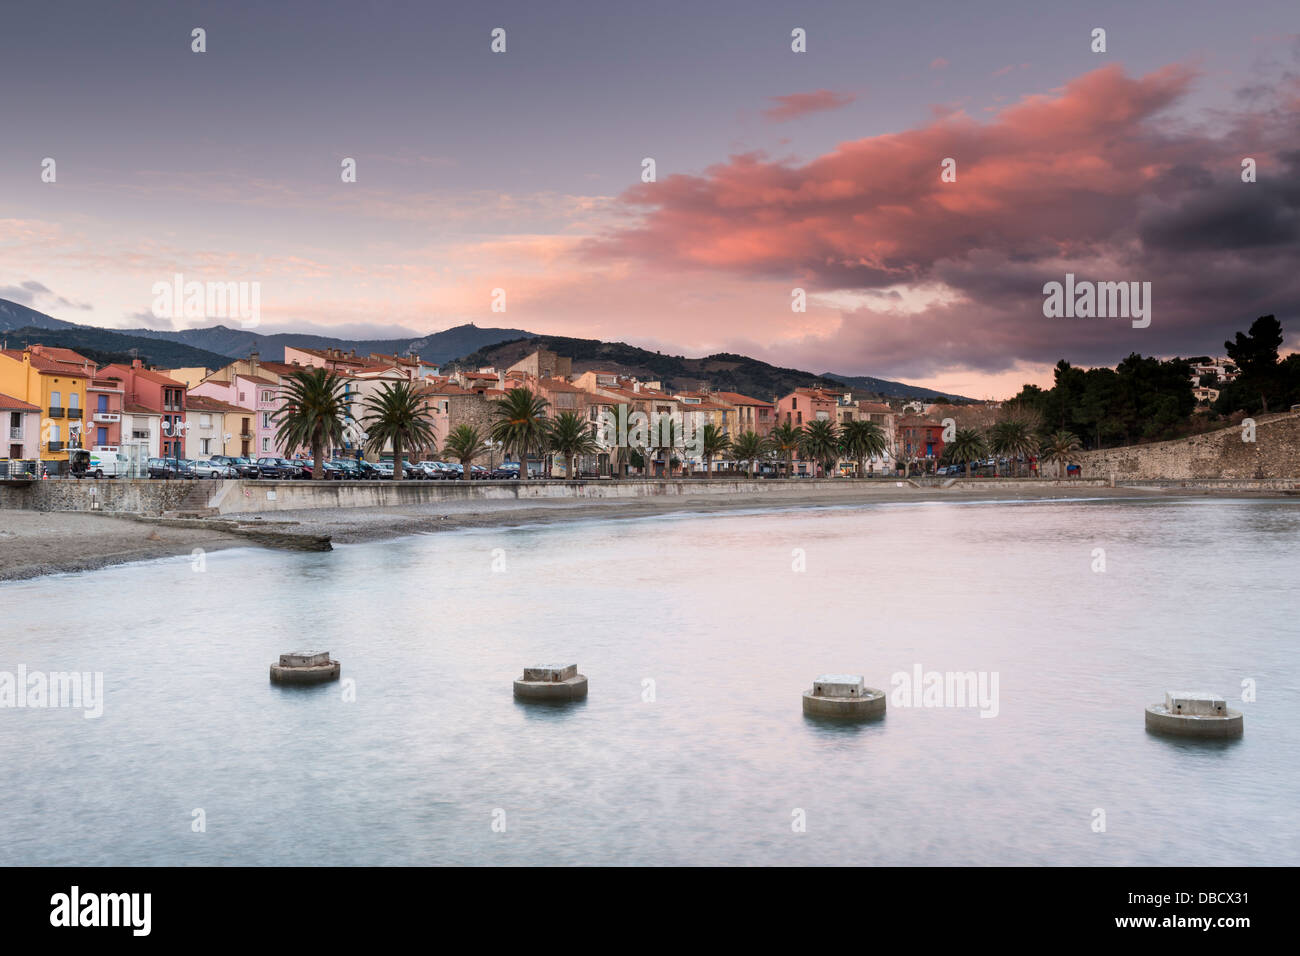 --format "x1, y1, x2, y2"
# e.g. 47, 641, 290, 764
99, 361, 188, 458
189, 372, 284, 458
86, 376, 125, 451
775, 388, 839, 428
